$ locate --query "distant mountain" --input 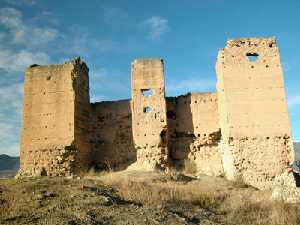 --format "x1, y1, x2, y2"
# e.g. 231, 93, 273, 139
295, 142, 300, 161
0, 155, 19, 178
294, 142, 300, 151
0, 154, 19, 171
